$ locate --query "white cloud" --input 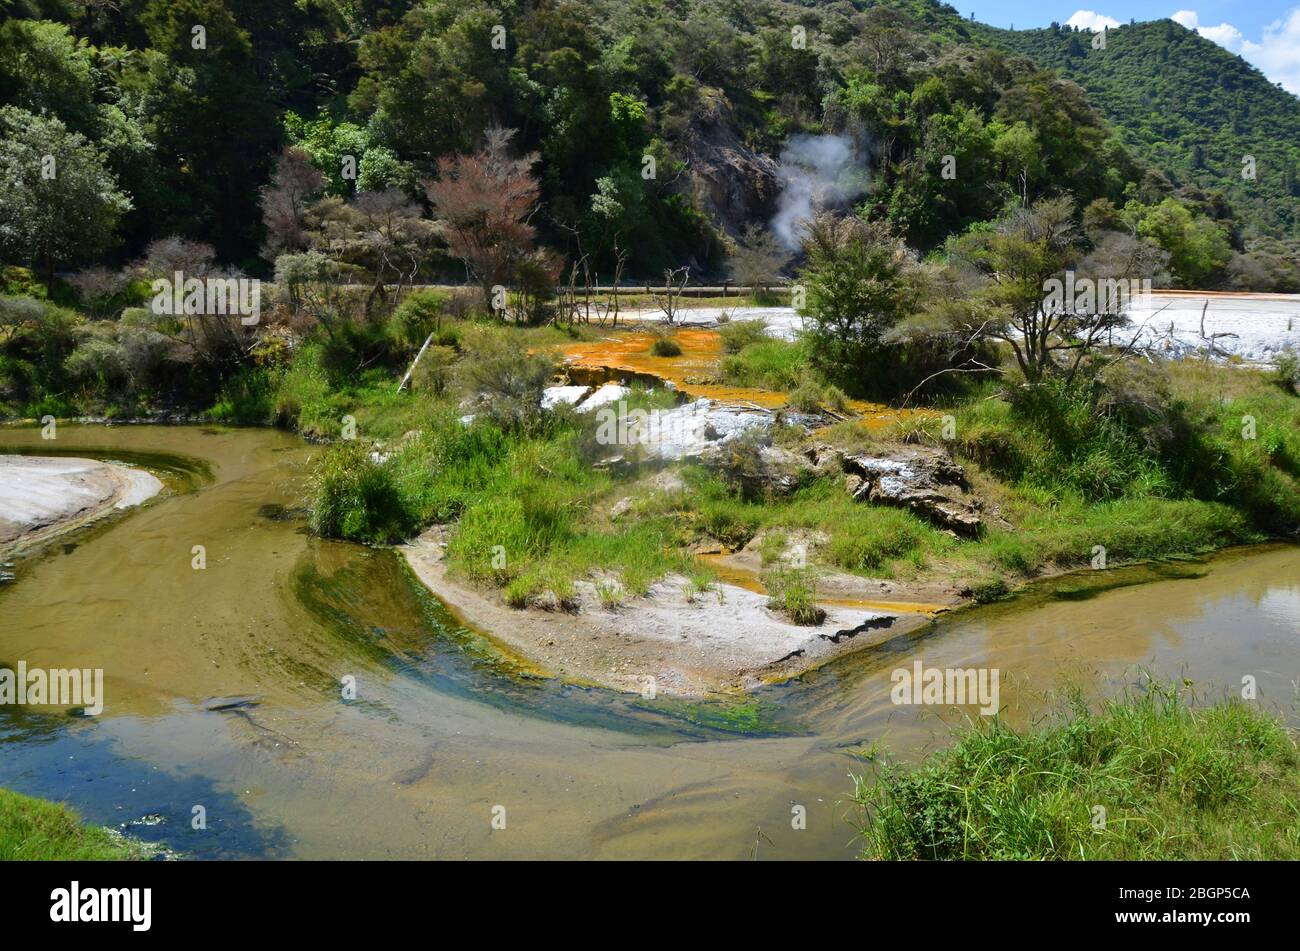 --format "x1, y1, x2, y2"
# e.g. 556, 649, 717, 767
1170, 11, 1244, 50
1171, 8, 1300, 94
1200, 22, 1247, 47
1067, 10, 1121, 32
1241, 11, 1300, 95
